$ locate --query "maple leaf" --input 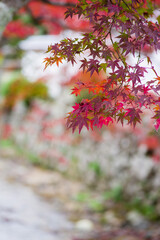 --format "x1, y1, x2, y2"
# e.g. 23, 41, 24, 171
72, 103, 81, 114
143, 86, 151, 94
89, 115, 99, 130
117, 112, 125, 125
91, 96, 103, 113
87, 59, 100, 76
78, 116, 89, 133
105, 116, 114, 125
80, 100, 93, 116
70, 115, 89, 133
125, 108, 142, 127
155, 76, 160, 84
115, 102, 124, 111
154, 105, 160, 111
97, 116, 113, 128
154, 119, 160, 131
129, 72, 141, 87
80, 58, 88, 72
43, 56, 62, 69
71, 87, 81, 96
108, 4, 122, 14
55, 57, 63, 67
107, 59, 120, 71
